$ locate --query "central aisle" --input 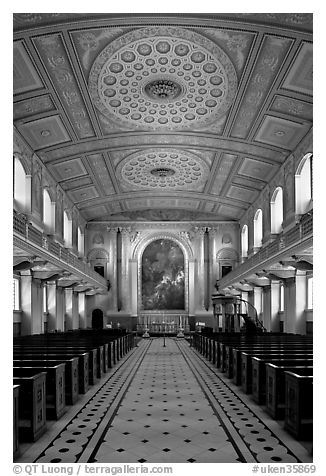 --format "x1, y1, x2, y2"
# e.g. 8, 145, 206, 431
23, 338, 310, 464
89, 338, 241, 463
